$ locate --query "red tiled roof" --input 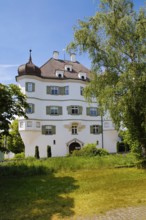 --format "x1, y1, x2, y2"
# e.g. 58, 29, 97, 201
40, 58, 90, 80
